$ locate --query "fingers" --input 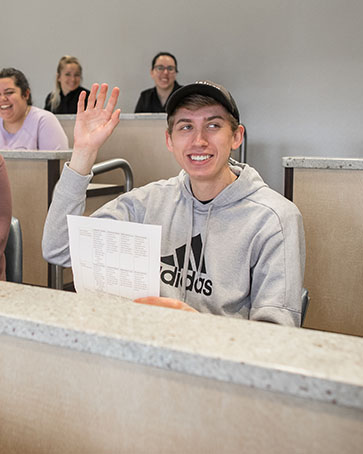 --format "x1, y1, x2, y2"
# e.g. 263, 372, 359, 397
104, 108, 121, 135
95, 83, 108, 109
86, 83, 120, 114
111, 108, 121, 126
77, 90, 87, 114
134, 296, 174, 307
86, 83, 99, 110
105, 86, 120, 114
134, 297, 198, 312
